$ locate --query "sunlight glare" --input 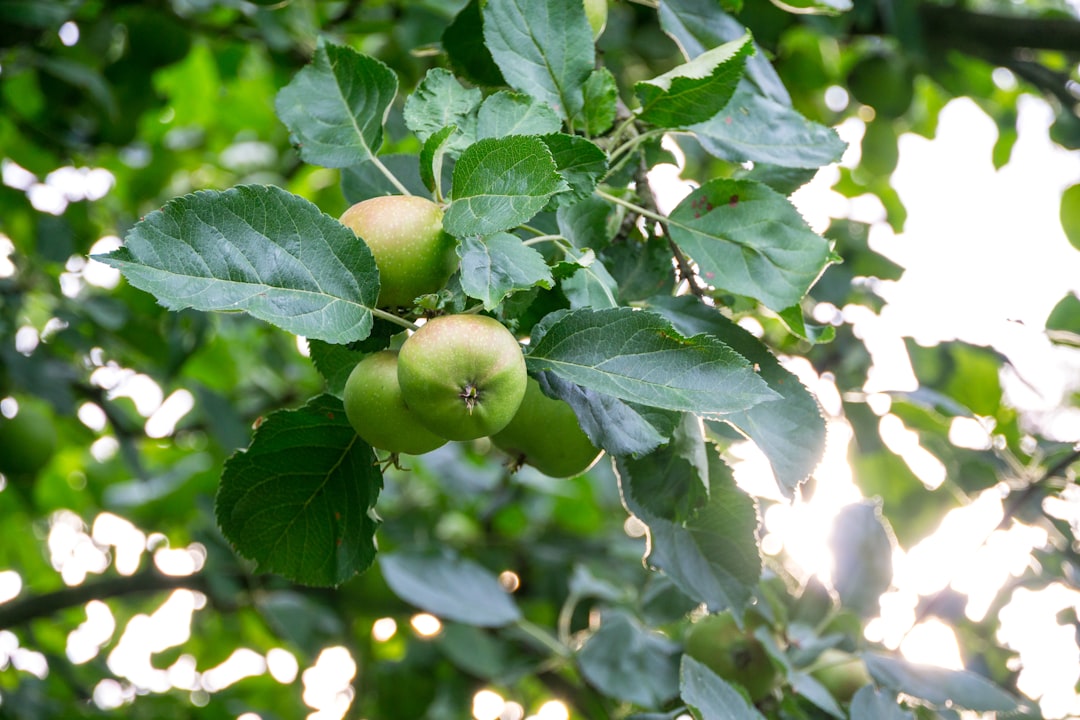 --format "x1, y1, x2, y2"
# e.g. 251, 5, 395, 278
410, 613, 442, 637
371, 617, 397, 642
301, 646, 357, 719
0, 570, 21, 604
200, 648, 266, 692
92, 512, 146, 576
267, 647, 299, 683
473, 689, 506, 720
66, 600, 115, 664
145, 389, 195, 439
535, 700, 569, 720
898, 619, 964, 670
